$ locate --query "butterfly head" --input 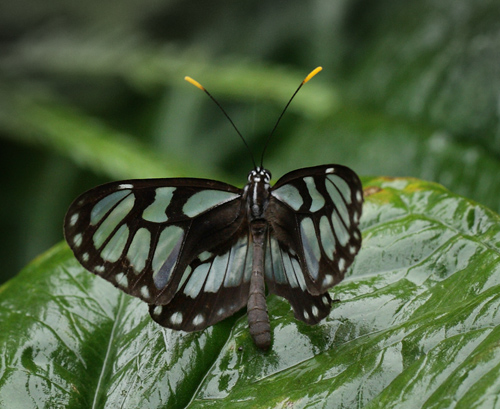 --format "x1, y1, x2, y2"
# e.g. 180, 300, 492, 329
248, 167, 271, 184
